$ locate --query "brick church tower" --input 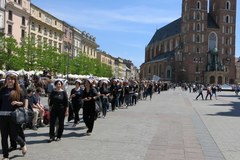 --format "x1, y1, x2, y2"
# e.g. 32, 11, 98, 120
141, 0, 236, 84
180, 0, 236, 84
